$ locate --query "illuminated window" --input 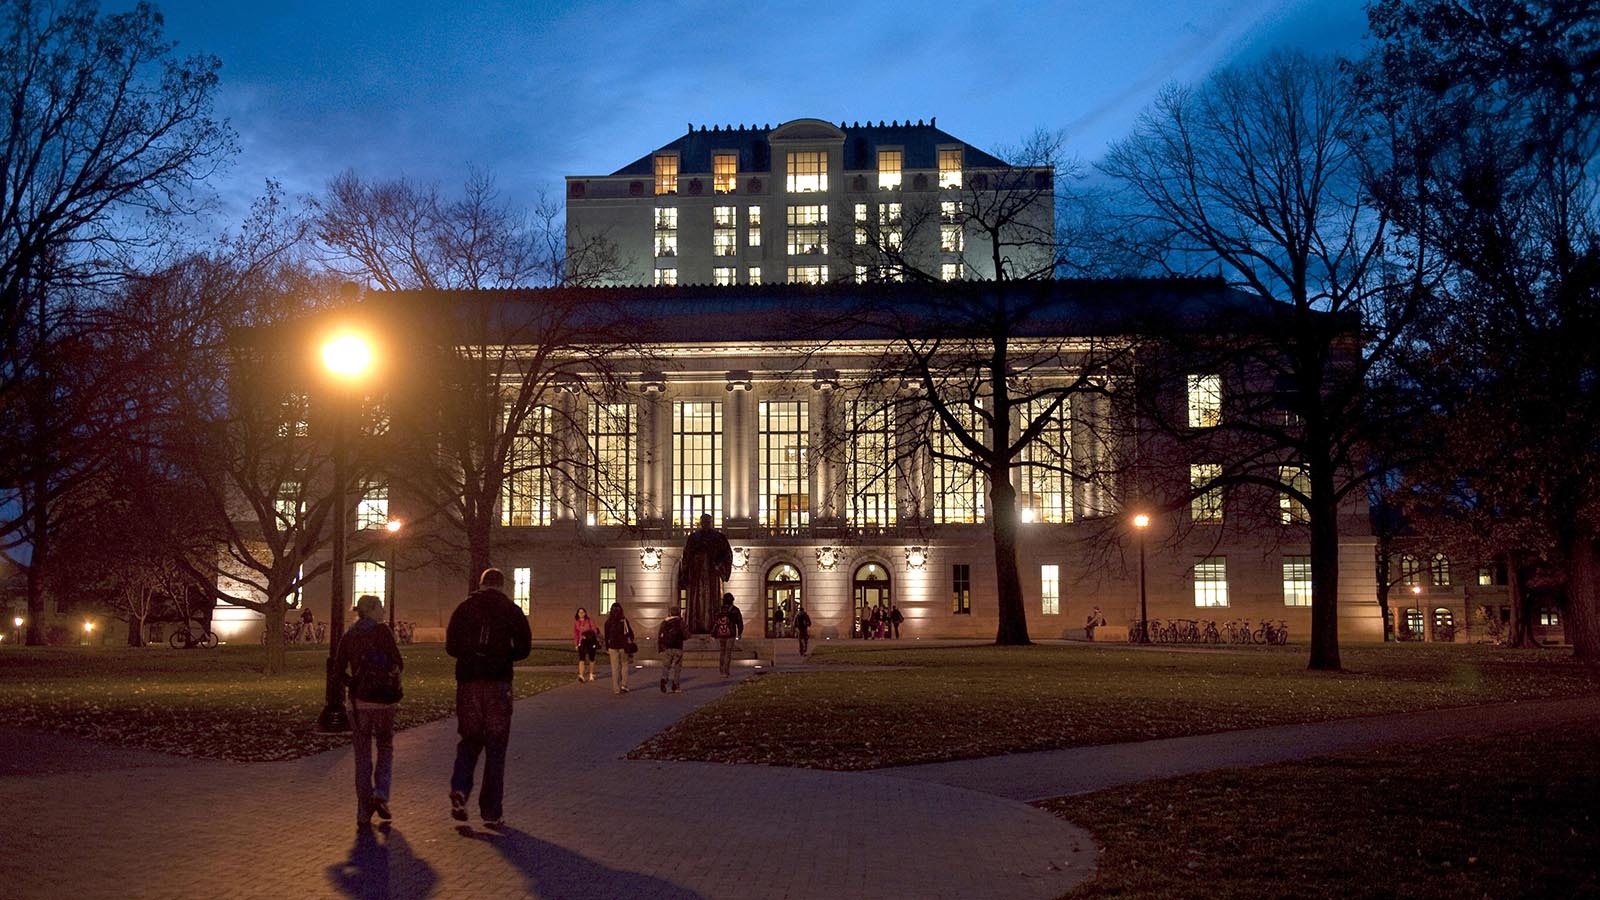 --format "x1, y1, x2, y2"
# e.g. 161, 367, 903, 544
512, 567, 531, 615
1540, 607, 1561, 626
938, 148, 963, 189
854, 264, 869, 283
952, 564, 971, 614
786, 151, 826, 193
713, 153, 737, 194
786, 265, 827, 284
1191, 464, 1223, 523
654, 206, 677, 257
1433, 607, 1453, 630
747, 205, 762, 247
1018, 397, 1071, 523
940, 223, 964, 253
759, 401, 809, 533
600, 567, 618, 613
748, 266, 761, 285
848, 401, 896, 528
278, 391, 309, 438
713, 206, 737, 257
503, 404, 557, 526
654, 155, 678, 195
879, 202, 902, 250
274, 481, 303, 528
1041, 564, 1060, 615
878, 149, 902, 190
1403, 607, 1424, 634
940, 262, 964, 282
1187, 374, 1222, 428
713, 266, 736, 286
673, 400, 722, 526
1399, 553, 1422, 586
654, 268, 677, 286
854, 203, 868, 245
356, 482, 389, 530
1280, 465, 1310, 524
353, 560, 386, 606
587, 402, 634, 526
786, 205, 827, 256
935, 401, 985, 524
1194, 556, 1228, 607
1431, 553, 1451, 586
1283, 555, 1312, 606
